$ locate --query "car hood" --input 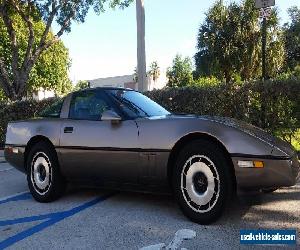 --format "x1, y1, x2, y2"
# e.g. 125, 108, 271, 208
155, 114, 296, 157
